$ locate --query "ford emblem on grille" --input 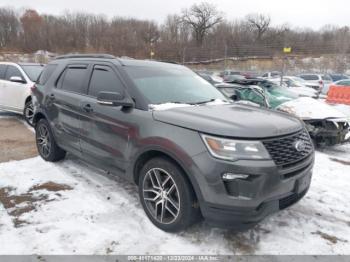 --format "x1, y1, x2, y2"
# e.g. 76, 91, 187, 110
294, 140, 306, 152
